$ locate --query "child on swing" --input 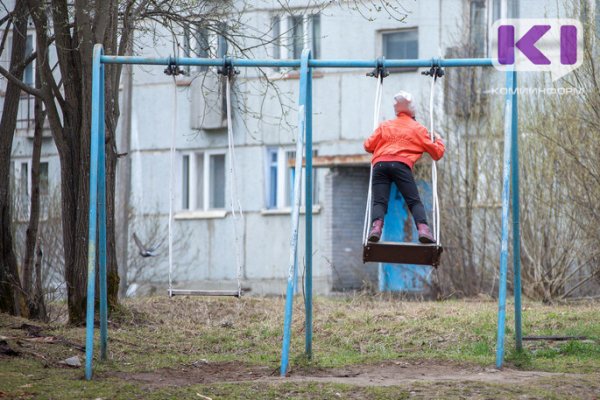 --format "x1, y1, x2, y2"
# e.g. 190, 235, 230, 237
364, 91, 445, 243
